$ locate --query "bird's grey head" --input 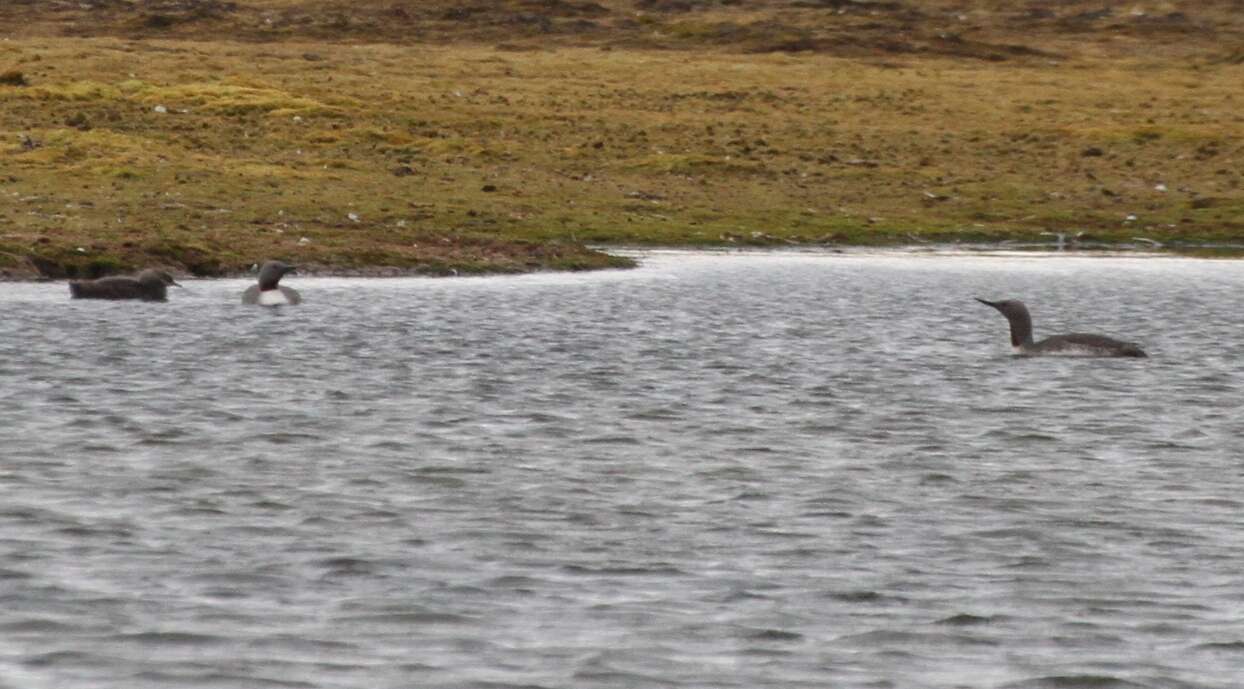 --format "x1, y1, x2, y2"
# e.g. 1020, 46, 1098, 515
257, 261, 296, 290
975, 298, 1029, 320
136, 269, 181, 288
977, 298, 1034, 348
